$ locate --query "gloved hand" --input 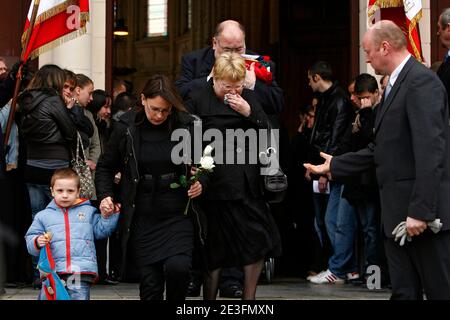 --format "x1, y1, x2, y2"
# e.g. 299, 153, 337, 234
392, 222, 412, 246
392, 219, 443, 246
